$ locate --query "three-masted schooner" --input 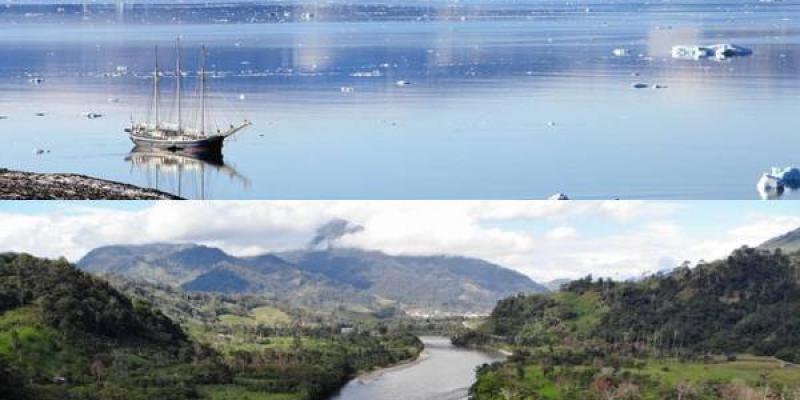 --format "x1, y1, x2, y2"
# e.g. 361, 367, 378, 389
125, 38, 251, 152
